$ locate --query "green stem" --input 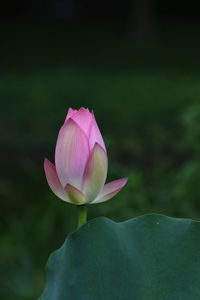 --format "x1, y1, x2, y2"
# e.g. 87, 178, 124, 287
77, 205, 87, 229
